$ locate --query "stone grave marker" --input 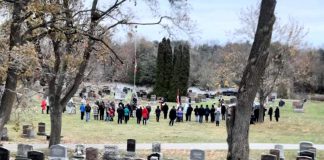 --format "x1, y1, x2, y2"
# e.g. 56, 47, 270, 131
299, 150, 315, 160
27, 151, 44, 160
274, 144, 285, 160
152, 142, 161, 153
37, 123, 46, 136
305, 146, 316, 158
49, 144, 68, 160
293, 101, 304, 112
261, 154, 276, 160
26, 127, 35, 138
73, 144, 85, 159
190, 149, 205, 160
269, 149, 280, 160
22, 125, 30, 136
126, 139, 136, 157
1, 127, 9, 141
103, 145, 119, 160
0, 147, 10, 160
296, 156, 312, 160
299, 141, 314, 151
16, 144, 33, 159
148, 153, 161, 160
151, 95, 157, 102
86, 147, 98, 160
